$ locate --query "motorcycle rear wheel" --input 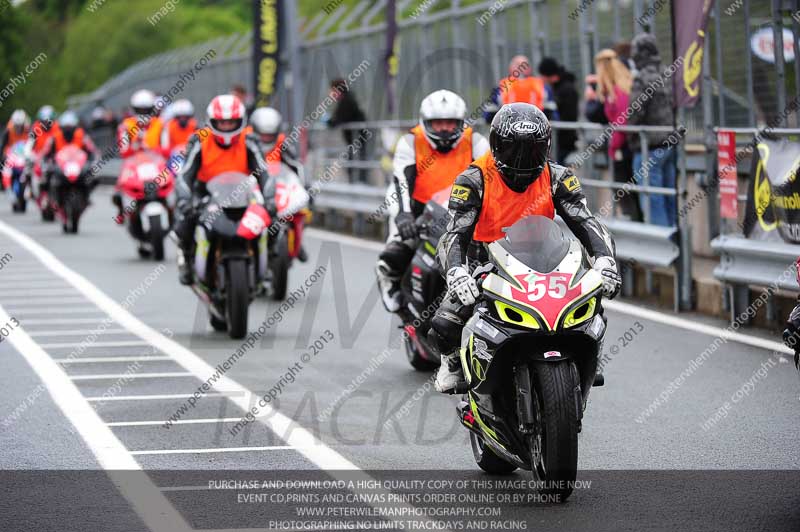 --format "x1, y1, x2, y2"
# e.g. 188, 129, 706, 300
403, 335, 438, 371
530, 362, 579, 502
470, 432, 517, 474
